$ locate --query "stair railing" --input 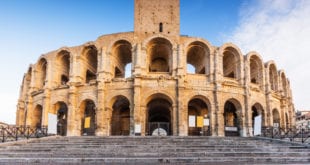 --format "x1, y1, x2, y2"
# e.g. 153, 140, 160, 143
0, 125, 49, 143
261, 126, 310, 144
